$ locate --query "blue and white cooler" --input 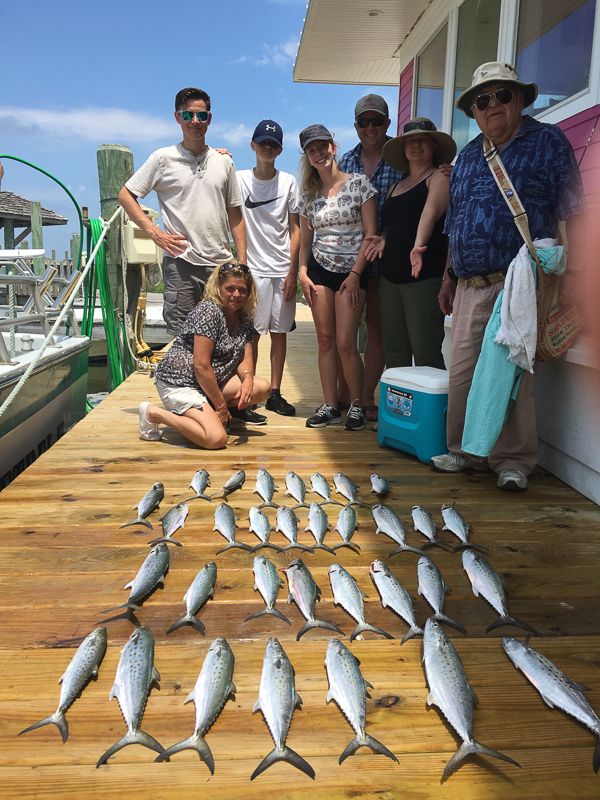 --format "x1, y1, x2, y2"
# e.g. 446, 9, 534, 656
377, 367, 449, 464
